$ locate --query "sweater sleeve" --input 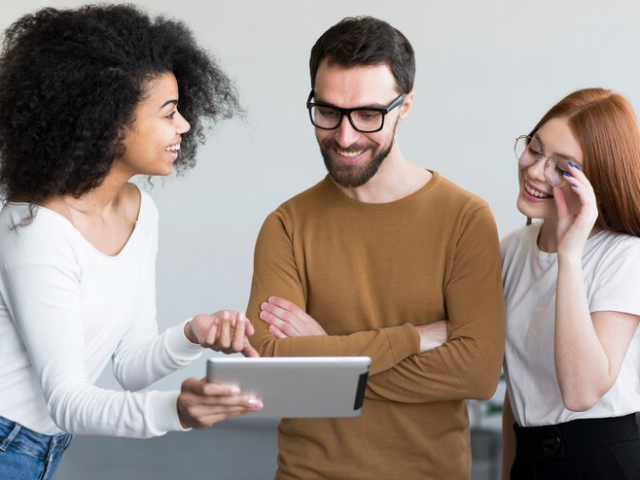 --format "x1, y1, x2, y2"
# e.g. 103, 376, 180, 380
247, 211, 421, 376
0, 211, 195, 437
364, 205, 506, 402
